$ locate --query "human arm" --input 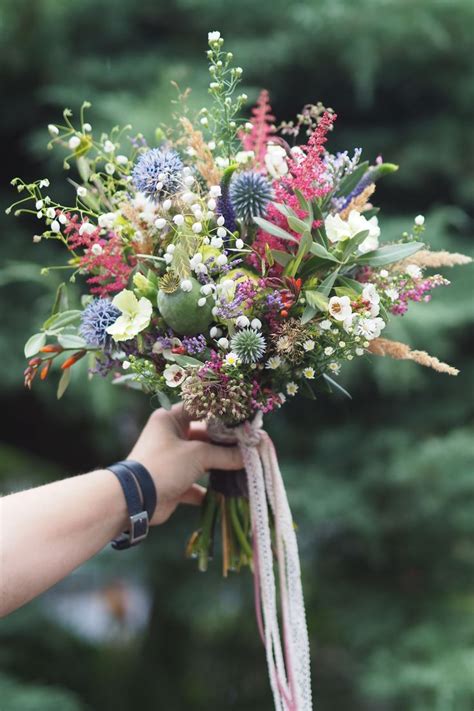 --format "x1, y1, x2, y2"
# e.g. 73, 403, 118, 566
0, 404, 242, 617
